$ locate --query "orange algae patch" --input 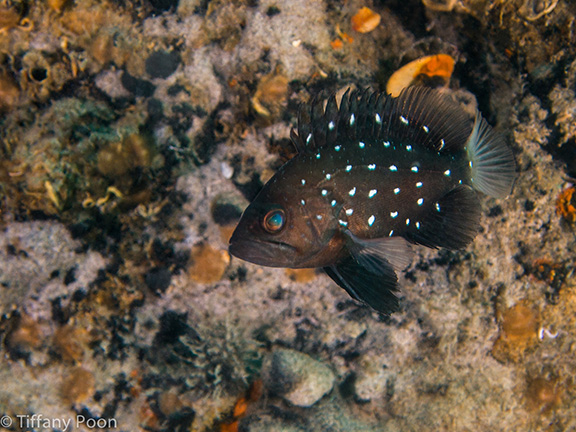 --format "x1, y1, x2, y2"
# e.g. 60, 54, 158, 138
351, 7, 381, 34
331, 38, 344, 50
525, 376, 563, 413
386, 54, 455, 97
556, 186, 576, 224
53, 325, 90, 363
492, 302, 540, 363
189, 243, 230, 284
0, 6, 21, 32
285, 268, 317, 283
61, 367, 95, 404
6, 314, 42, 351
220, 380, 263, 432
